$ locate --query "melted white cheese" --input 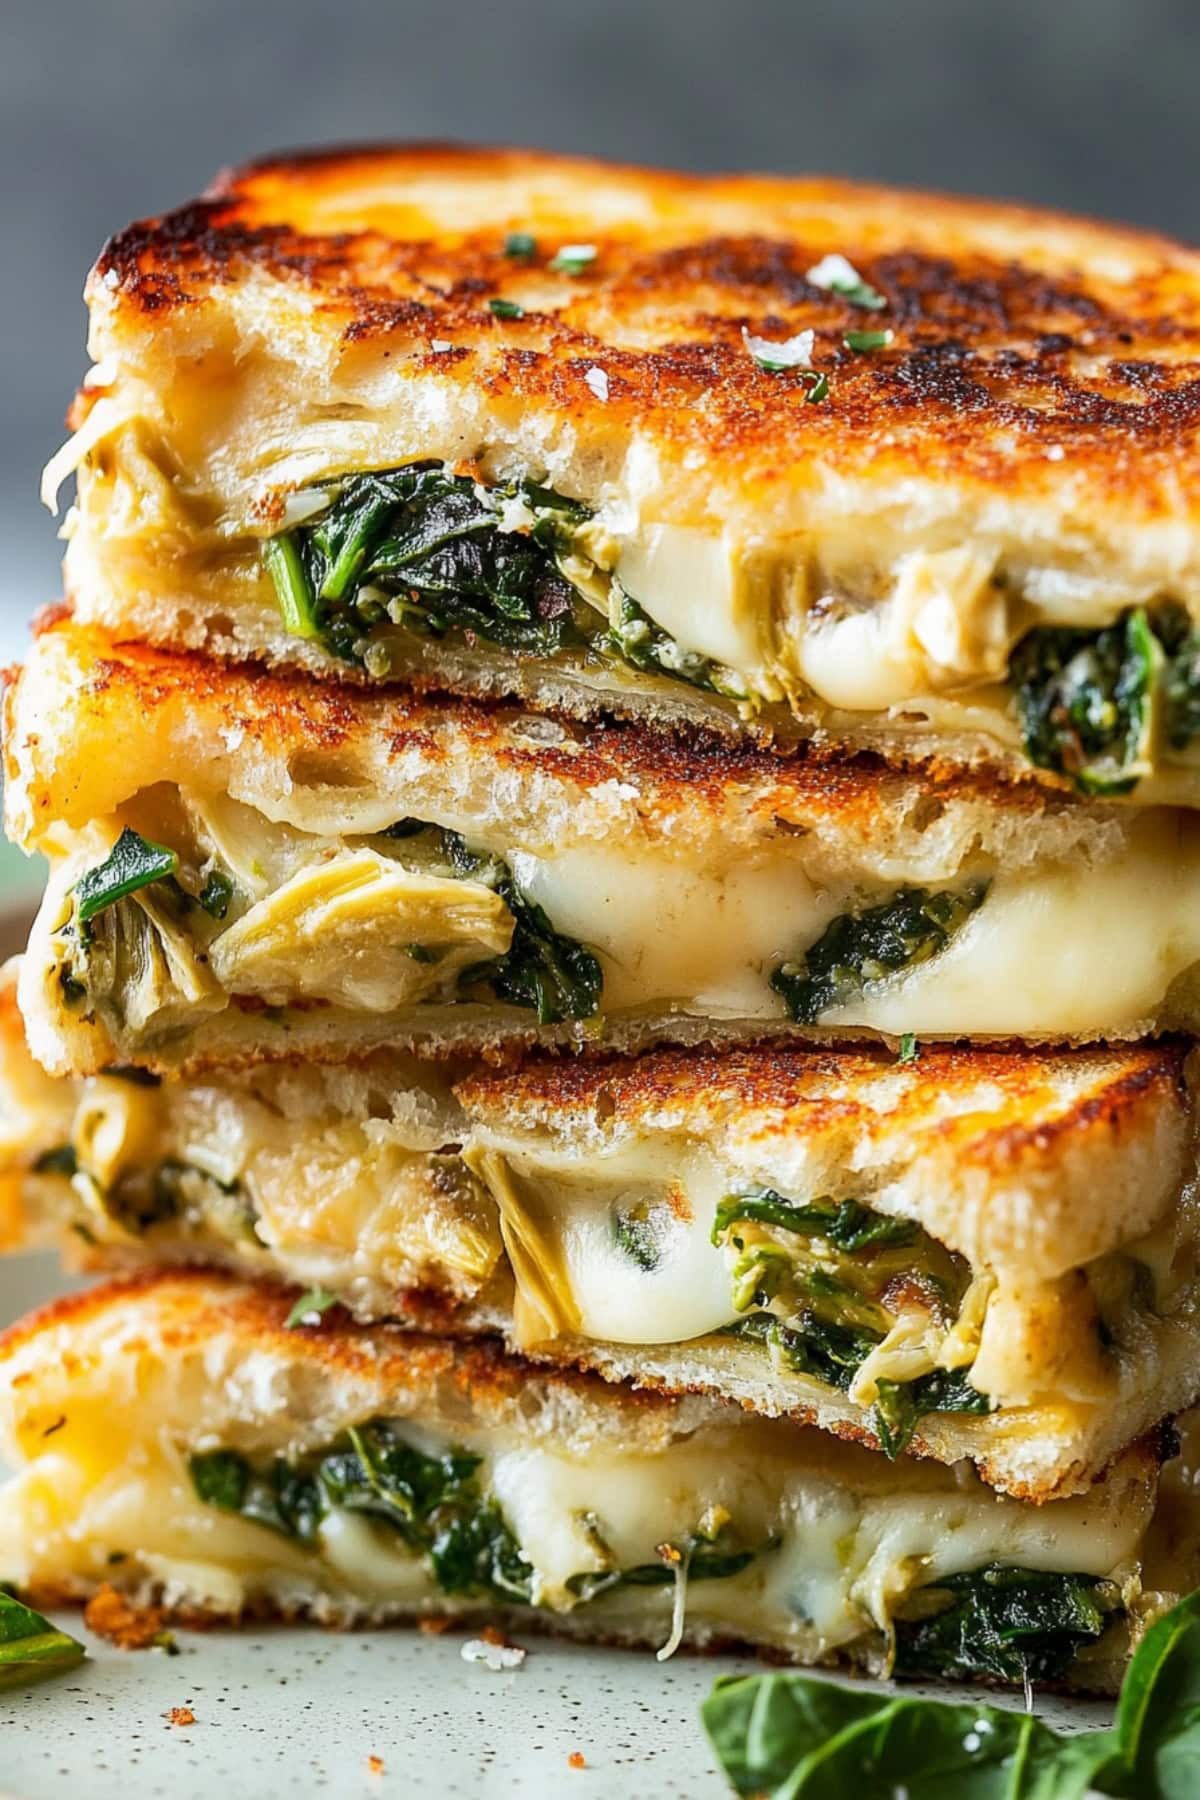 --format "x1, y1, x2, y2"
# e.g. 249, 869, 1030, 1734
508, 842, 835, 1015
